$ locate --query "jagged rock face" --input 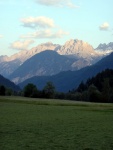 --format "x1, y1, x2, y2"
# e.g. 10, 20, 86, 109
96, 42, 113, 50
95, 42, 113, 56
57, 39, 98, 60
71, 59, 91, 70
